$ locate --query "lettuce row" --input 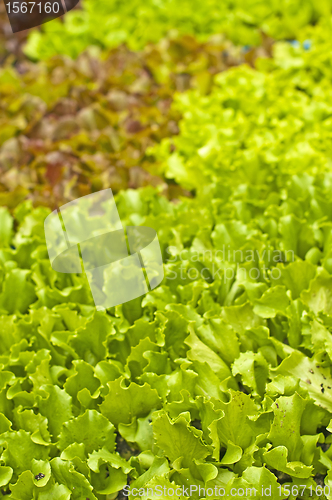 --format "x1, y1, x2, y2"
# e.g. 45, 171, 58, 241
0, 34, 261, 208
25, 0, 332, 60
2, 12, 332, 500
